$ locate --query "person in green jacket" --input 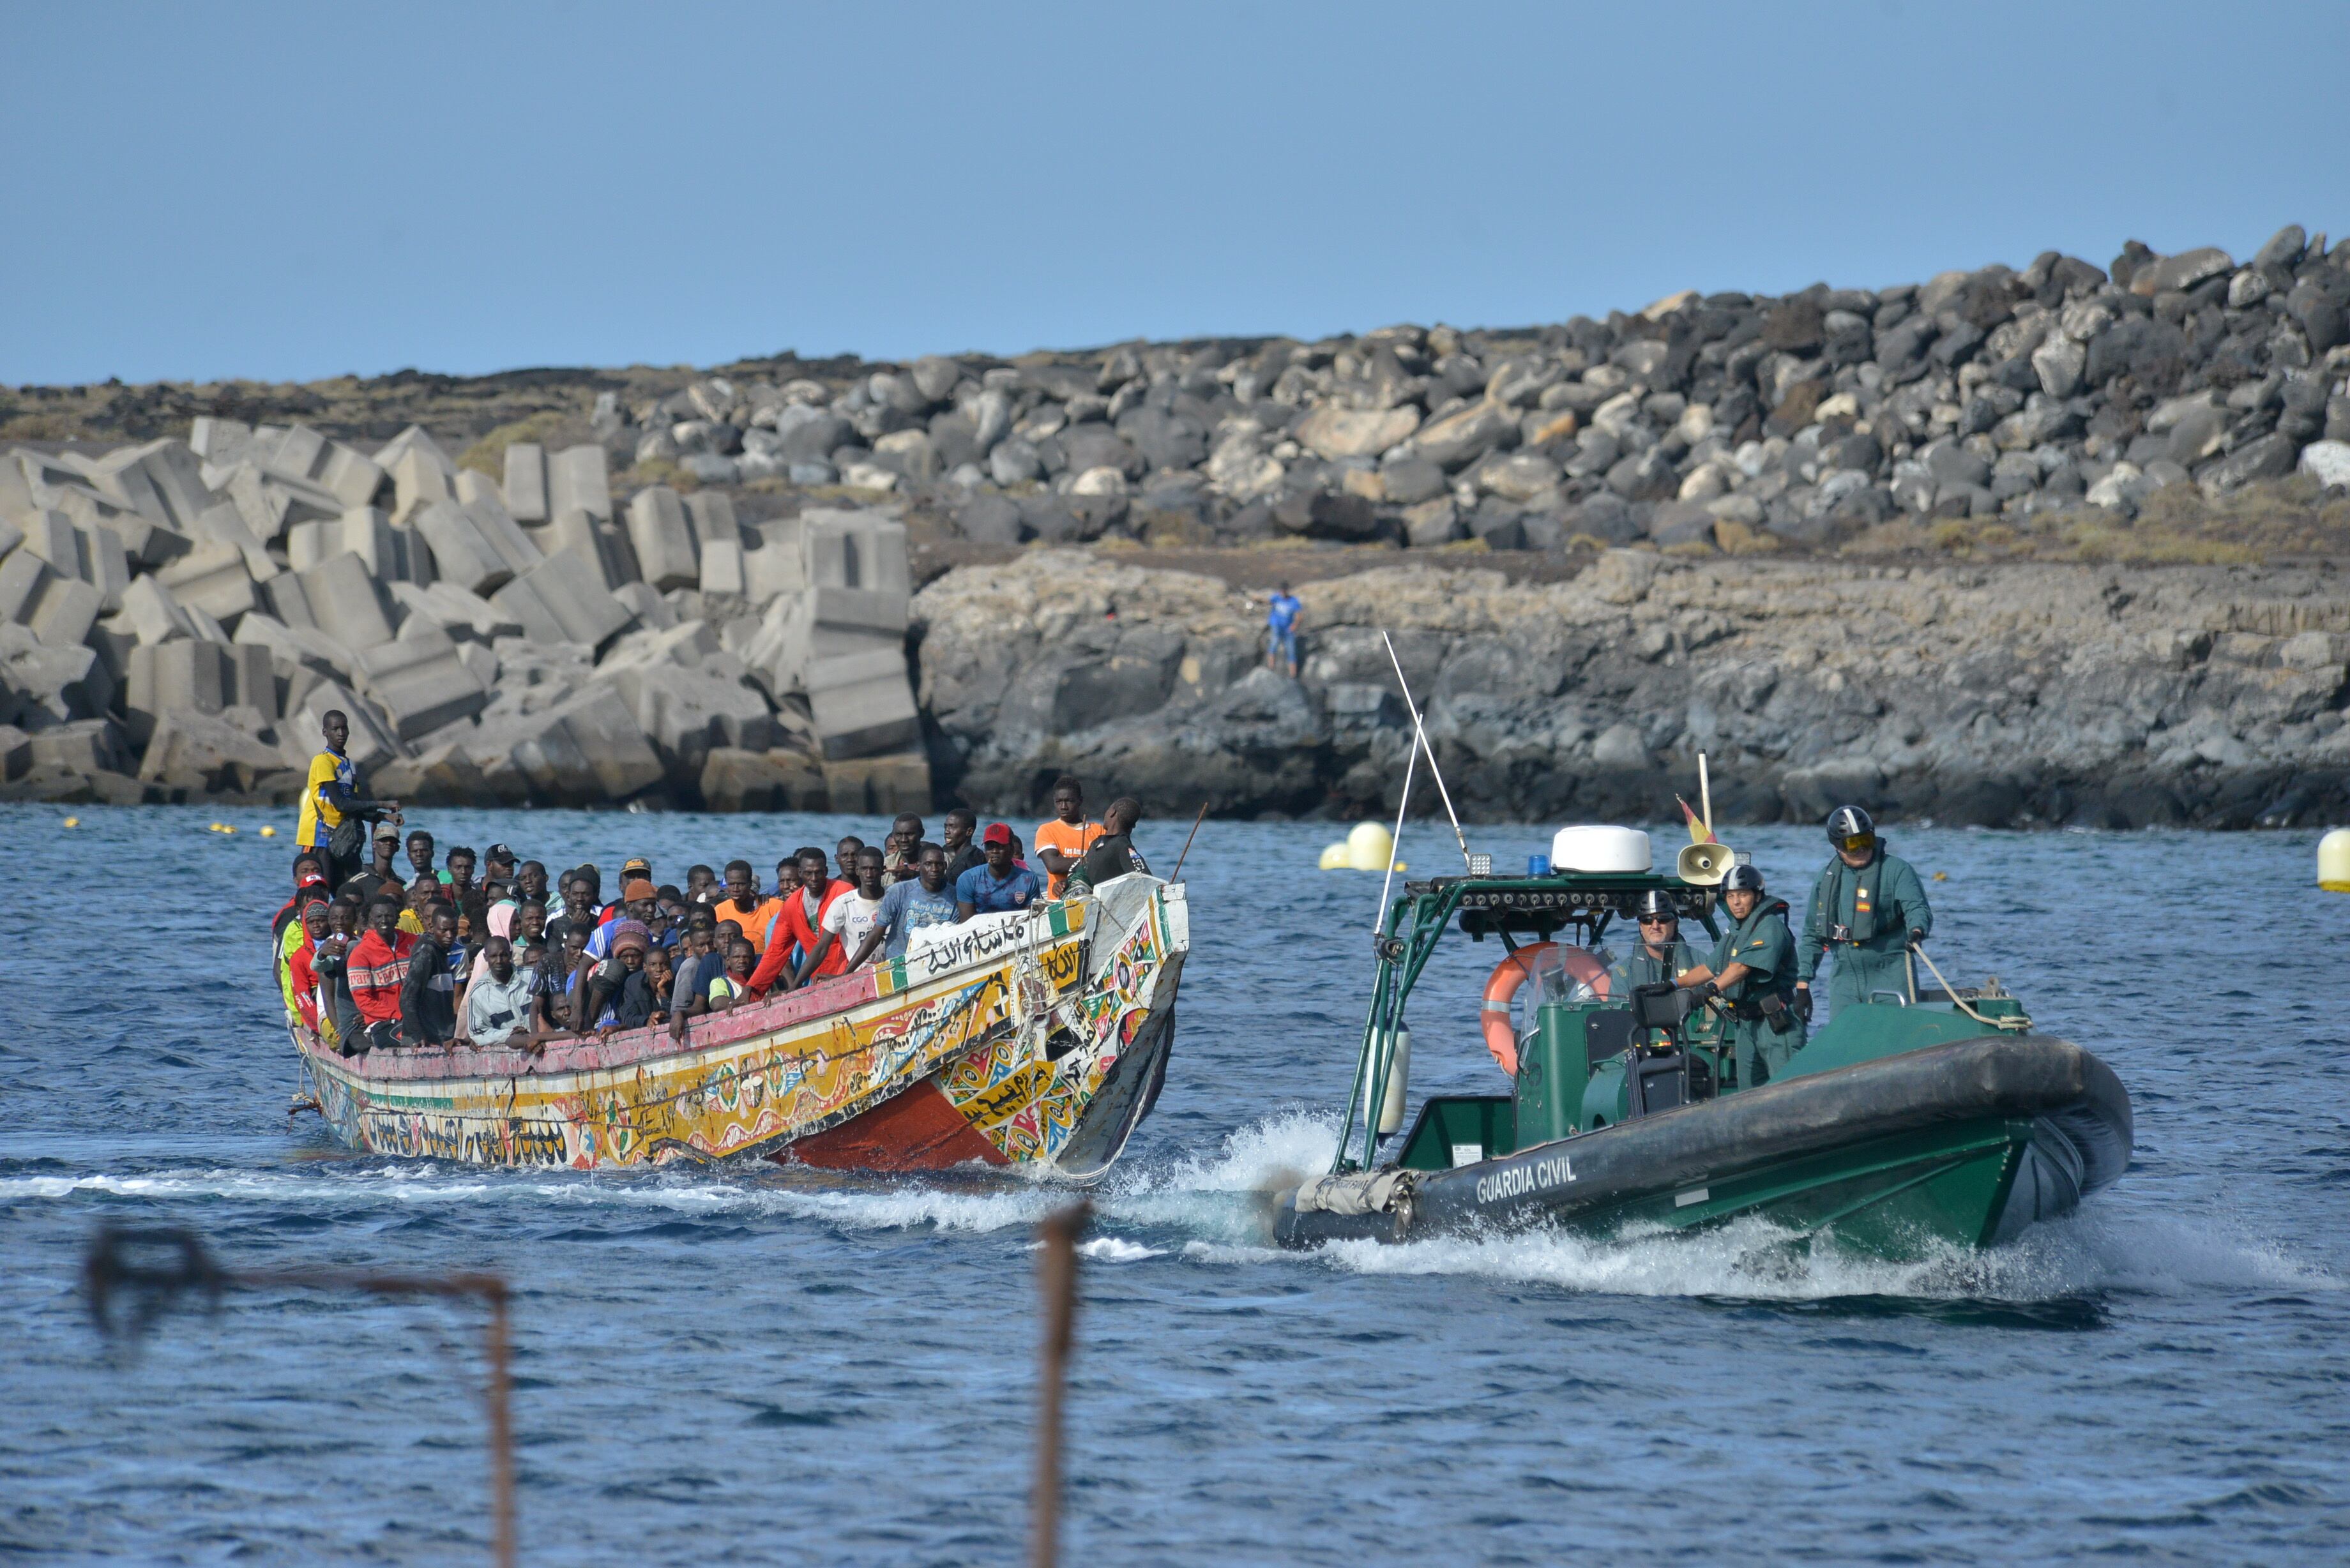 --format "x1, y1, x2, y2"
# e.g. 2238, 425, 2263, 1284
1678, 864, 1804, 1088
1796, 805, 1933, 1020
1609, 889, 1704, 1046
